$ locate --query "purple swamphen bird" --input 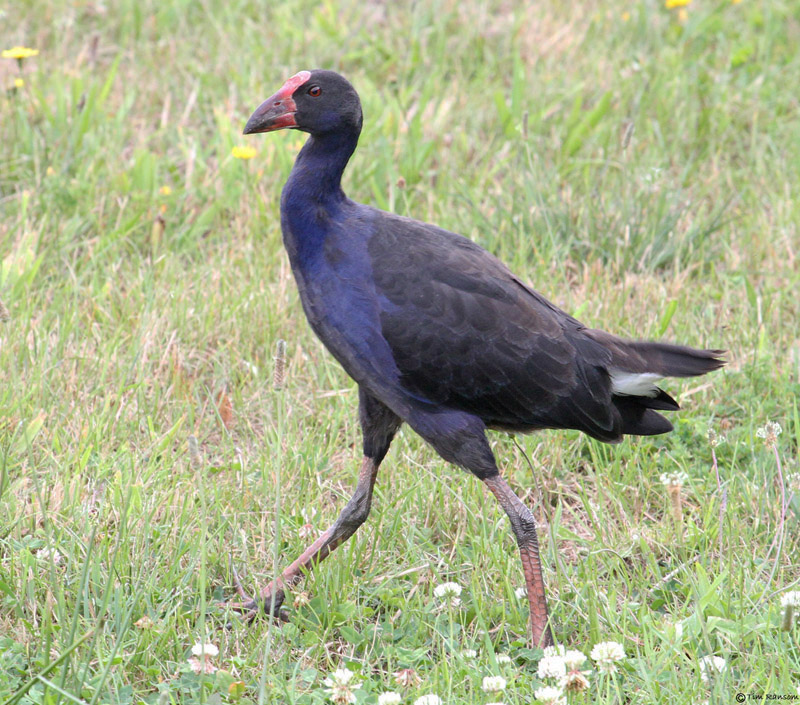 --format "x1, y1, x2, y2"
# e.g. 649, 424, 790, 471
235, 69, 724, 647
